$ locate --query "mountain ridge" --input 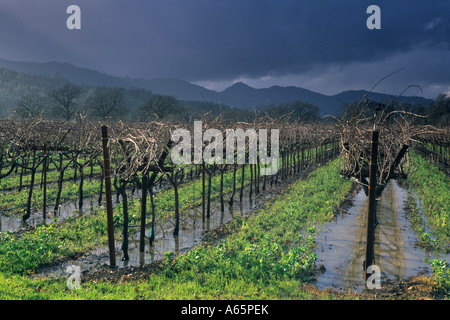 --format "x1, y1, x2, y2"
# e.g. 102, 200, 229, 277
0, 57, 431, 115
